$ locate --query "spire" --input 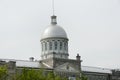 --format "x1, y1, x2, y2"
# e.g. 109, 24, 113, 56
51, 0, 57, 25
52, 0, 55, 15
51, 15, 57, 25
